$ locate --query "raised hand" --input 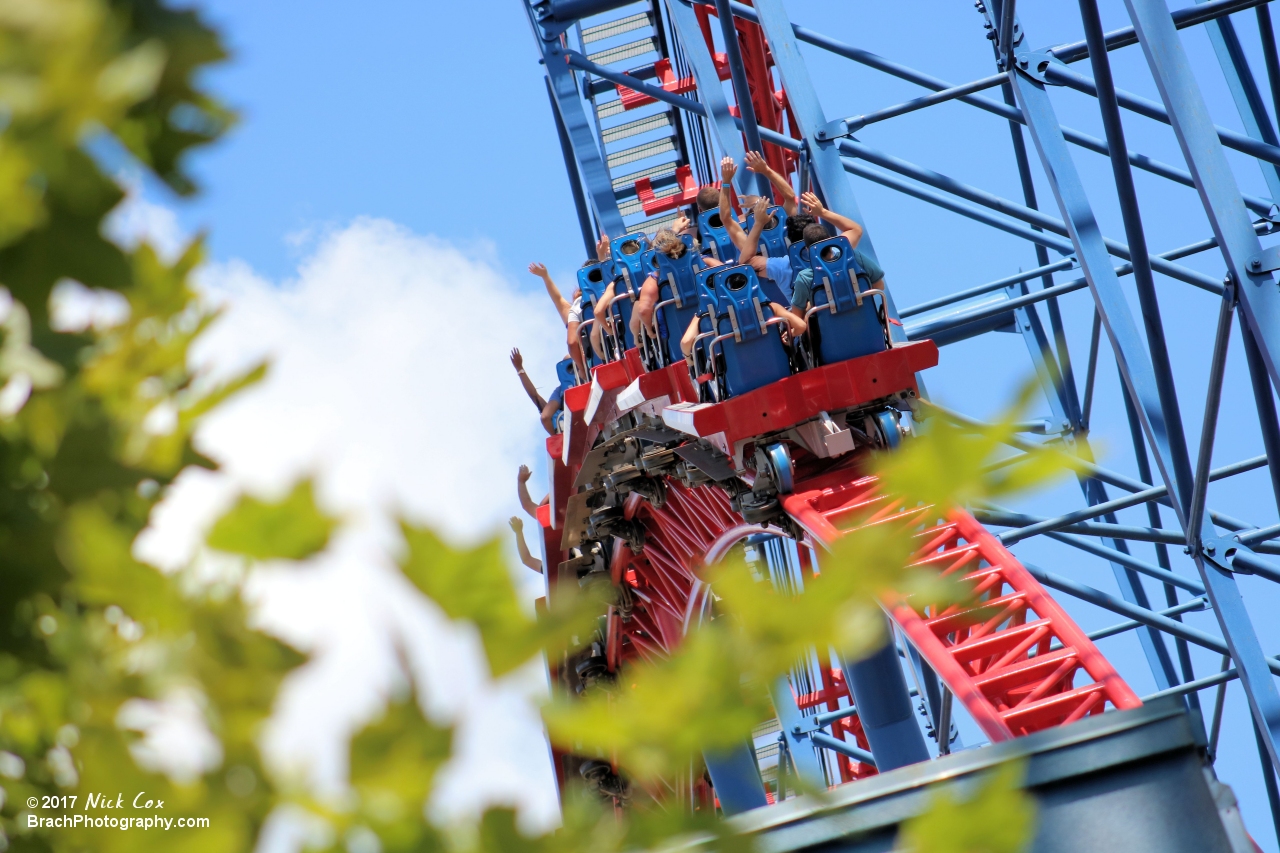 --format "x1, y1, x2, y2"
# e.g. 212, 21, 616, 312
720, 155, 737, 183
744, 150, 769, 174
752, 195, 770, 218
672, 213, 691, 235
517, 464, 532, 483
510, 348, 524, 371
509, 516, 524, 533
800, 191, 826, 218
596, 232, 611, 261
528, 261, 548, 278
